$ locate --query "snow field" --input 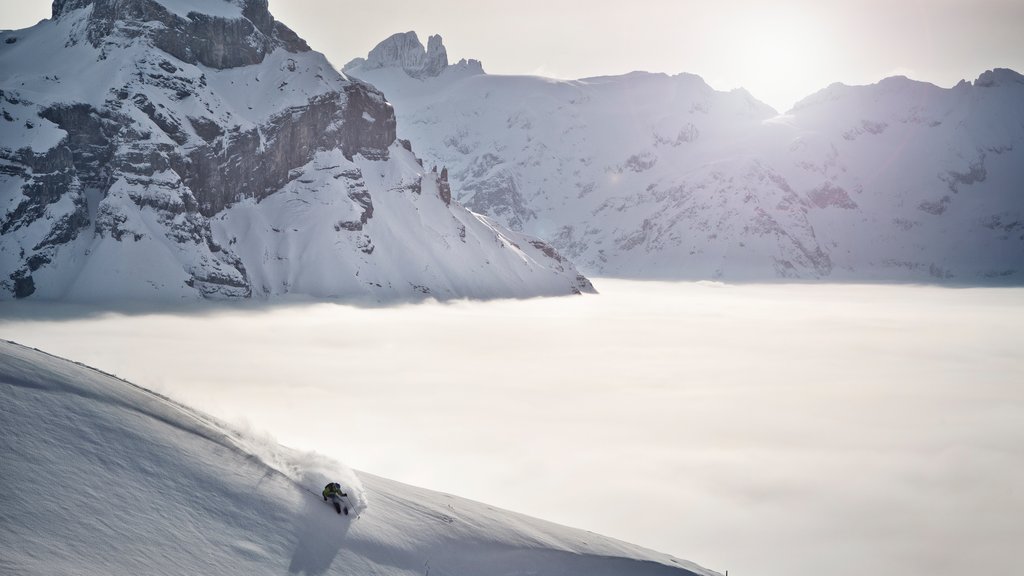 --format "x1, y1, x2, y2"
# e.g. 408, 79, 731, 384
0, 339, 715, 576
